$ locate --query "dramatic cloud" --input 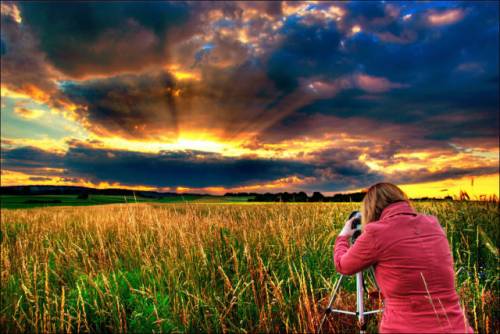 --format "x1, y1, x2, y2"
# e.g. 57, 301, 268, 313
389, 166, 499, 185
0, 6, 59, 101
17, 1, 191, 78
1, 146, 64, 177
1, 1, 498, 195
0, 145, 319, 188
3, 142, 496, 194
61, 72, 180, 138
